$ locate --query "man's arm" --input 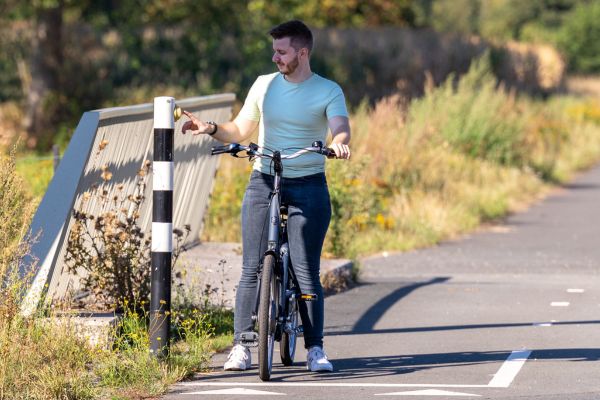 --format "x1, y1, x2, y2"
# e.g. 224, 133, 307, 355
181, 110, 258, 143
328, 115, 351, 159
